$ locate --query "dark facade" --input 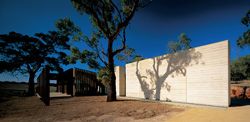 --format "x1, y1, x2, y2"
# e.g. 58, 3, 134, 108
37, 67, 106, 105
57, 68, 106, 96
